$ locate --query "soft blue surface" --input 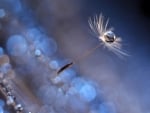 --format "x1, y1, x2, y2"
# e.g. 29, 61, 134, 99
0, 47, 4, 56
49, 60, 59, 69
0, 63, 11, 74
0, 0, 22, 13
98, 103, 110, 113
26, 28, 42, 42
0, 99, 5, 107
79, 83, 96, 102
0, 106, 3, 113
71, 77, 86, 91
38, 85, 57, 105
34, 35, 57, 56
6, 35, 28, 56
59, 69, 76, 82
0, 9, 5, 18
